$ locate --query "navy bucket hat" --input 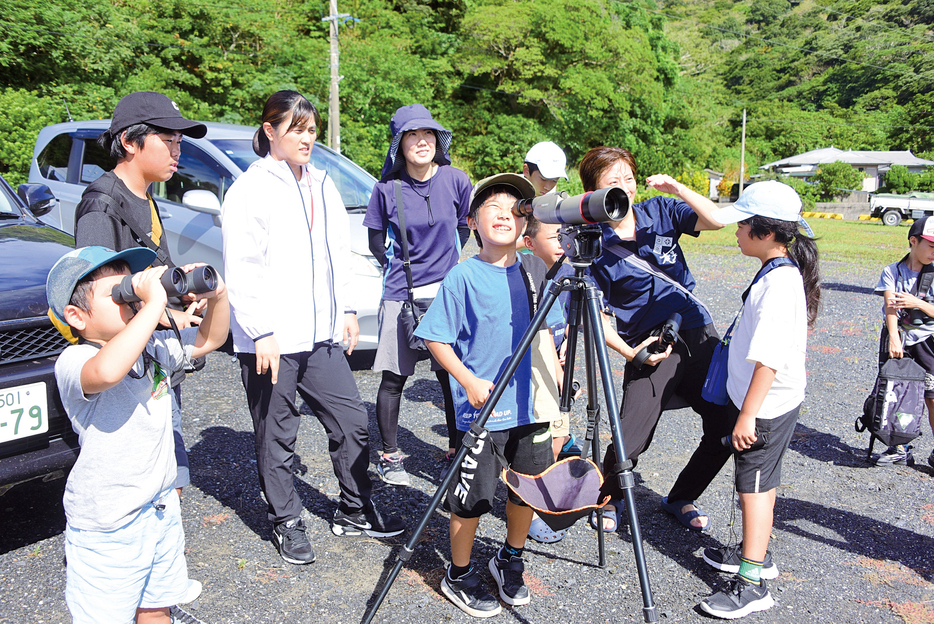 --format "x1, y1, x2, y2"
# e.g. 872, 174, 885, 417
380, 104, 452, 181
